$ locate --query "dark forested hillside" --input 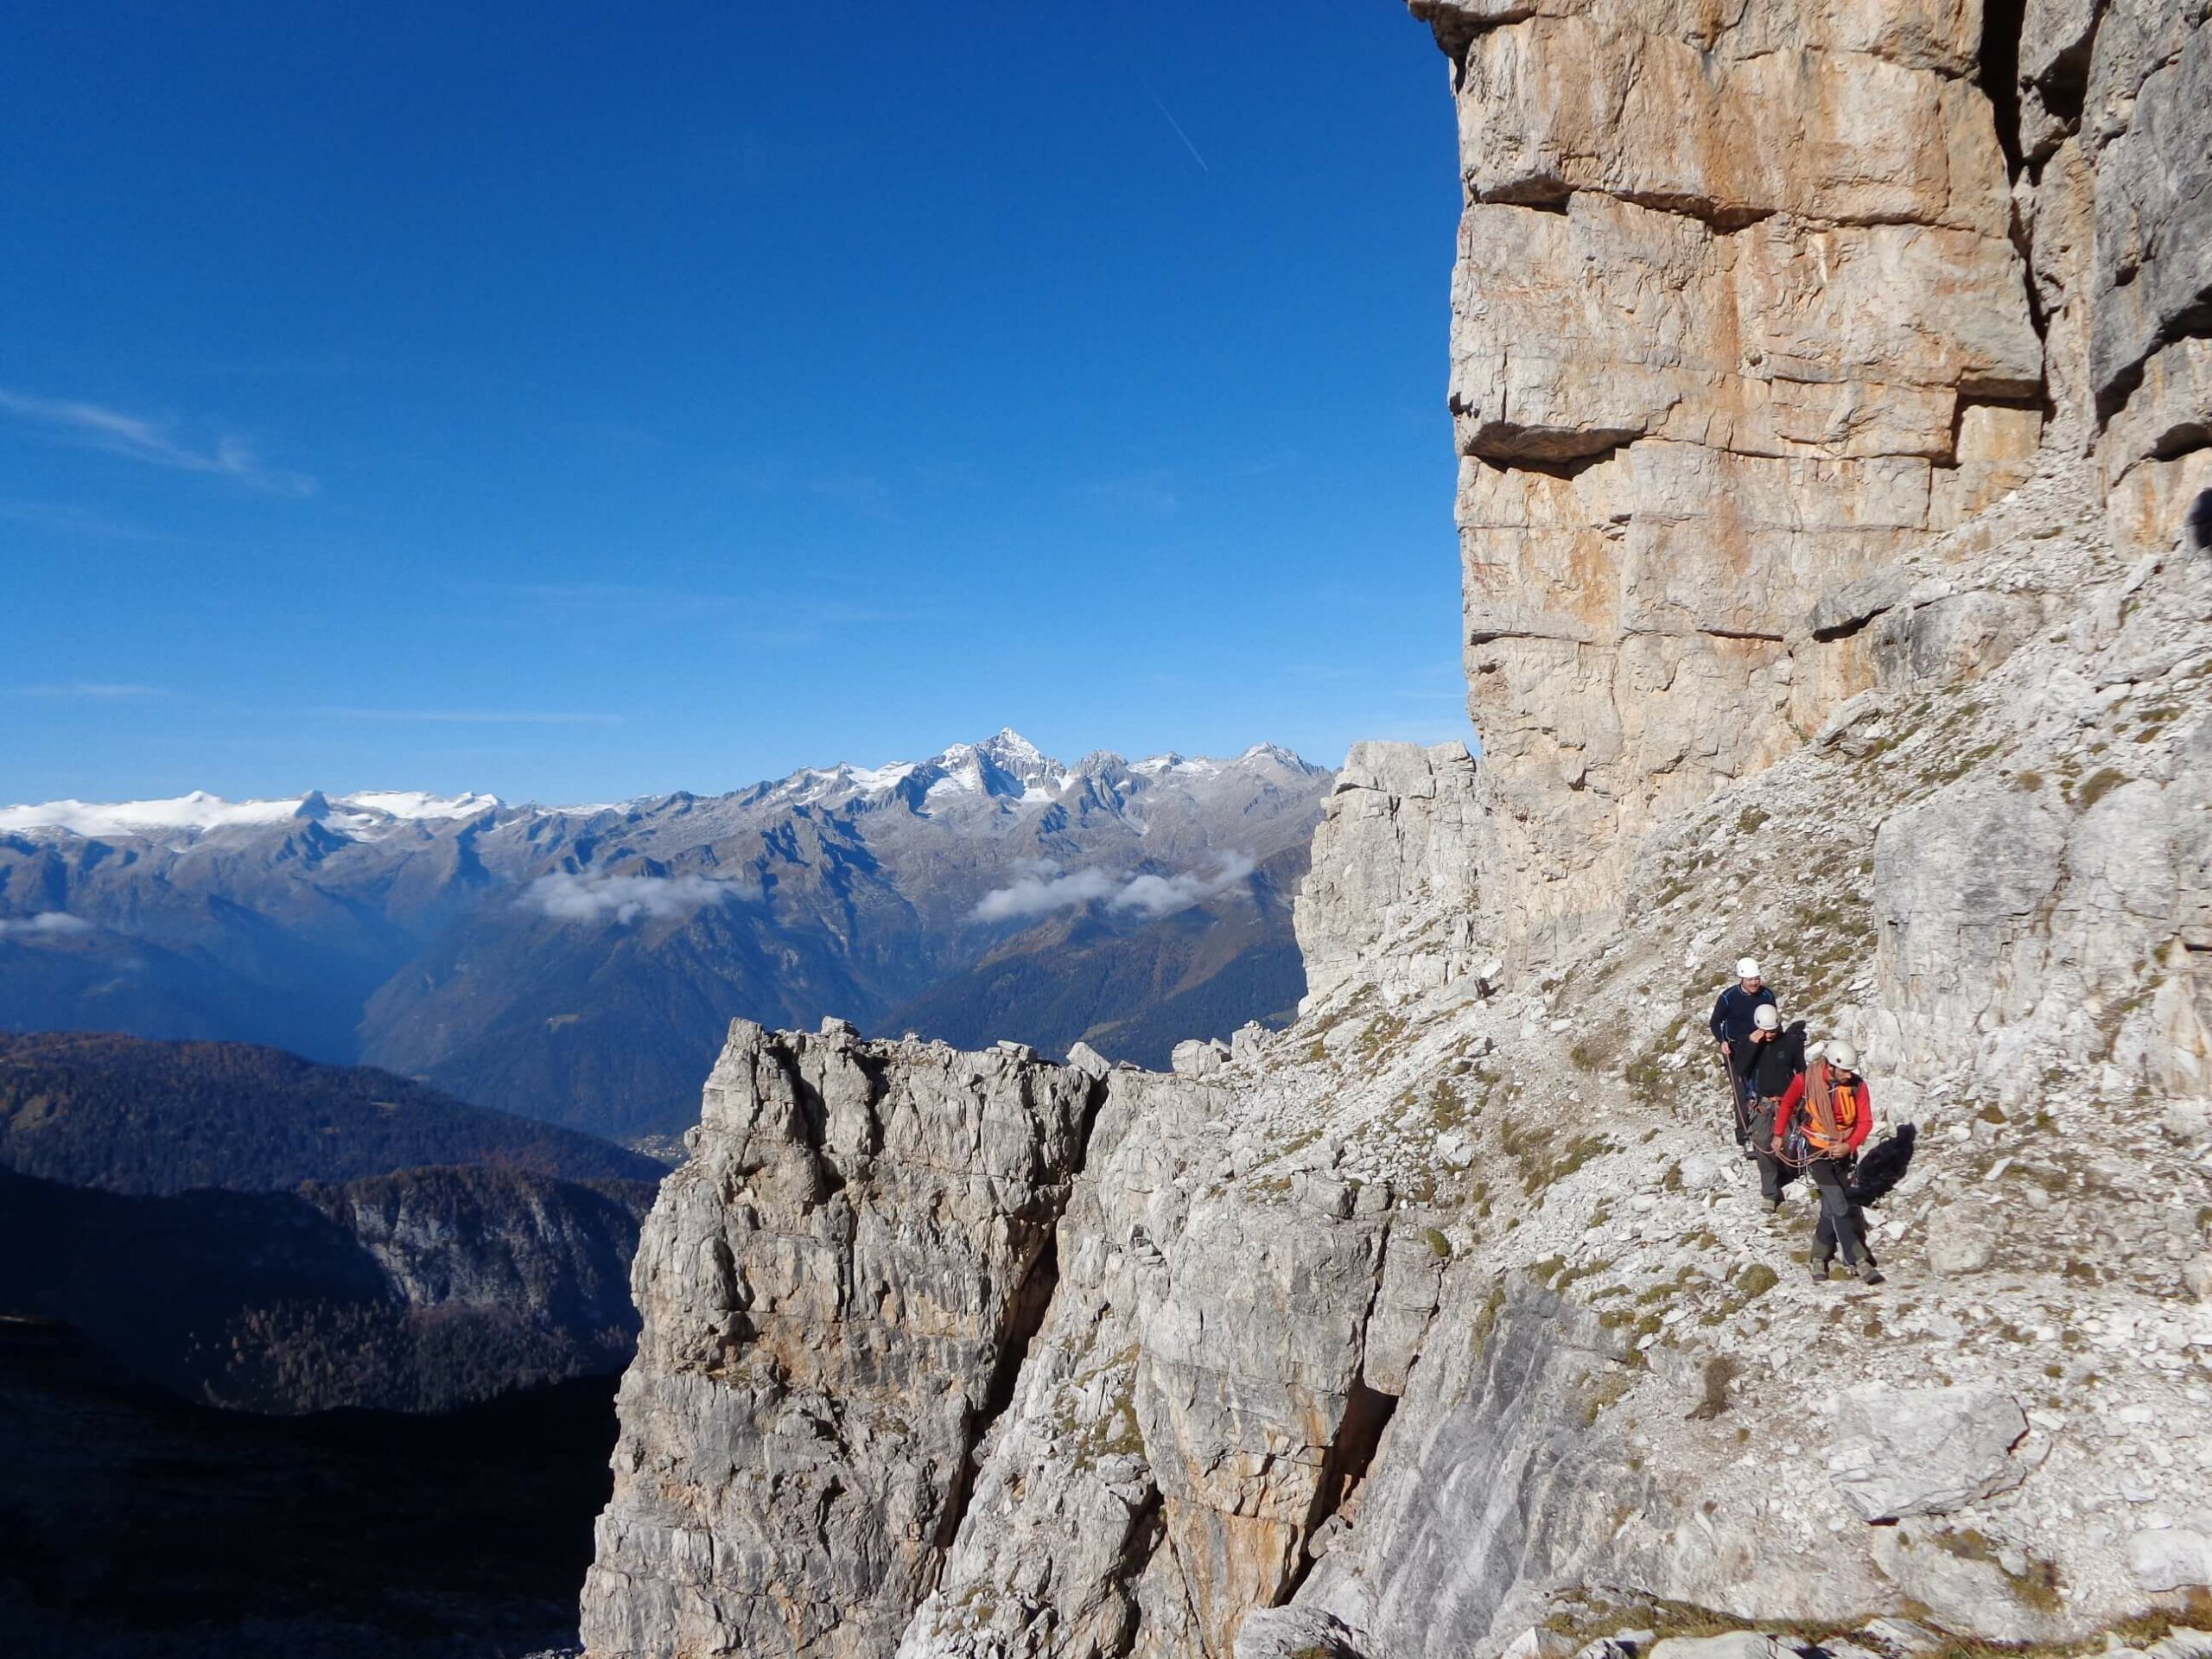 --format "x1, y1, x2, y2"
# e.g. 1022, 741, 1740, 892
0, 1316, 618, 1657
0, 1164, 653, 1412
0, 1031, 663, 1194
